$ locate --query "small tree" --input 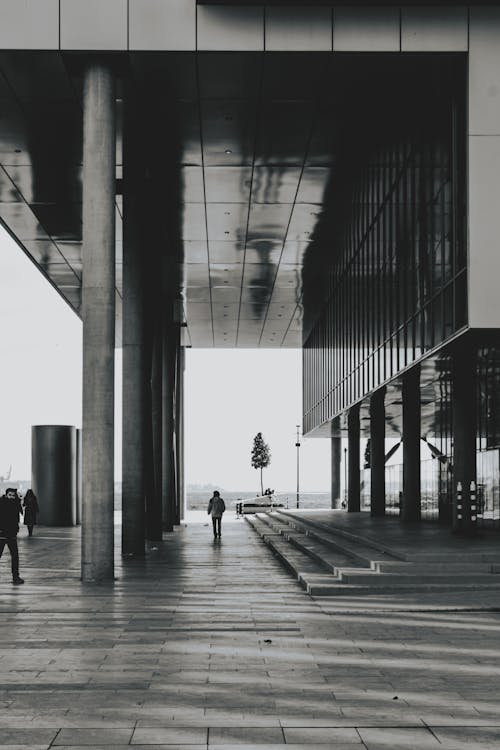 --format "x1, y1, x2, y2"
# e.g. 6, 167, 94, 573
251, 432, 271, 496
